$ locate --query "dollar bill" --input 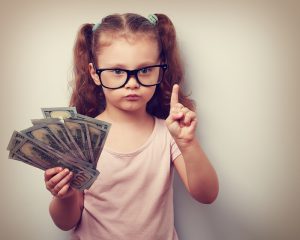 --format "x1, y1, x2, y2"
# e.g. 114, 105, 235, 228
75, 114, 111, 165
7, 132, 44, 169
7, 107, 111, 191
31, 118, 87, 162
84, 122, 108, 167
7, 130, 25, 151
21, 123, 93, 169
10, 131, 99, 190
7, 132, 46, 169
76, 113, 111, 131
10, 131, 56, 170
21, 124, 69, 155
64, 118, 94, 165
11, 151, 47, 170
41, 107, 77, 119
